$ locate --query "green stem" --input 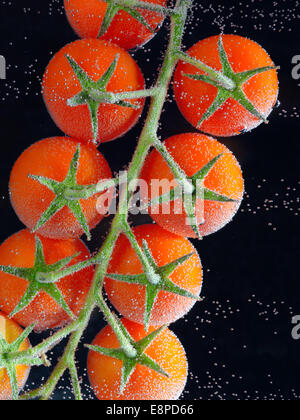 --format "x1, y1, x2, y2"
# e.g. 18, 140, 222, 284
153, 137, 194, 194
122, 221, 160, 285
89, 87, 158, 104
36, 257, 98, 284
14, 320, 81, 362
39, 329, 82, 401
175, 50, 236, 91
19, 387, 43, 401
68, 359, 82, 401
18, 0, 191, 400
64, 178, 118, 201
95, 294, 137, 358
